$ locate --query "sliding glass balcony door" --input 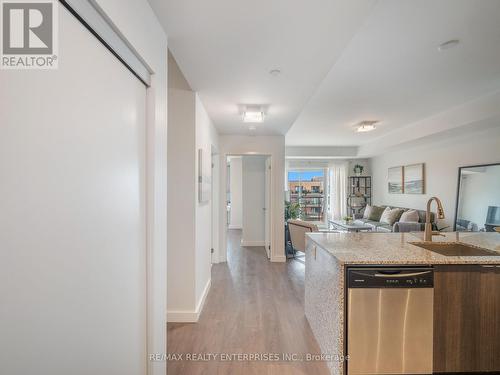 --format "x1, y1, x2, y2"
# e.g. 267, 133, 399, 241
287, 170, 327, 224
